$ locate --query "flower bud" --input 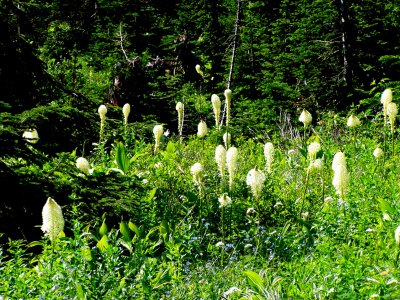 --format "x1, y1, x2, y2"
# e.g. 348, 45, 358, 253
373, 147, 383, 159
299, 109, 312, 127
347, 114, 360, 127
218, 193, 232, 208
122, 103, 130, 125
42, 198, 64, 242
98, 105, 107, 121
76, 157, 90, 175
197, 121, 208, 138
211, 94, 221, 128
